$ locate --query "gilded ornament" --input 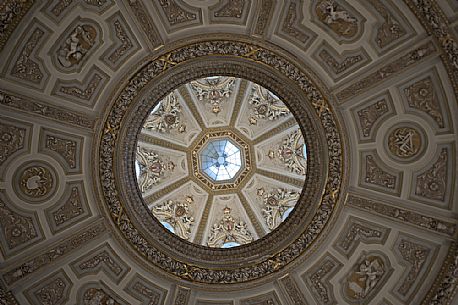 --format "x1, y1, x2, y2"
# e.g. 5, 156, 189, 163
207, 207, 253, 248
